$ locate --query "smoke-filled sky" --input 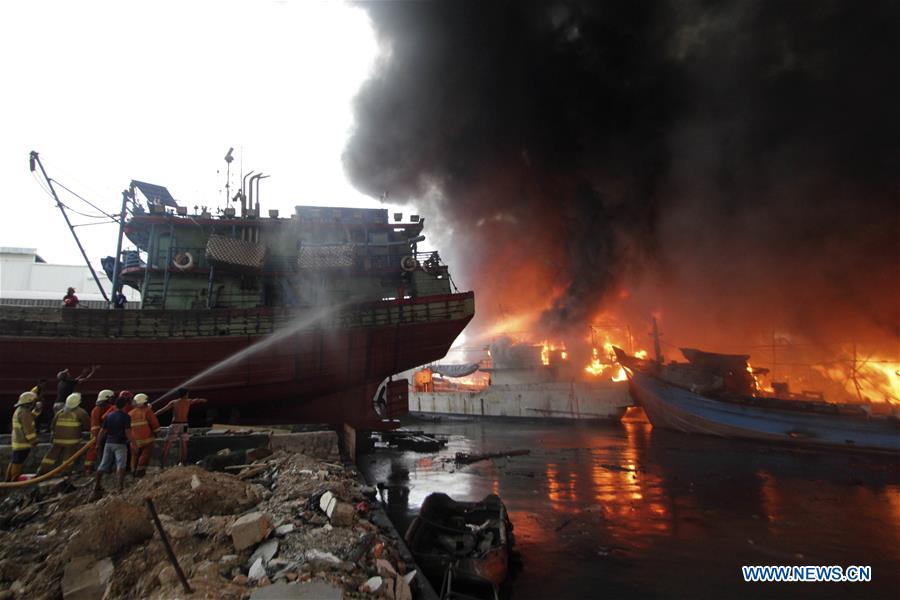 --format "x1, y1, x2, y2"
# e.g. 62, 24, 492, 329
345, 0, 900, 355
